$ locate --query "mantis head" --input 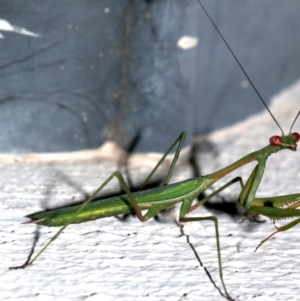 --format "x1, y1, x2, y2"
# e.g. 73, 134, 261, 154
269, 110, 300, 151
269, 132, 299, 151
